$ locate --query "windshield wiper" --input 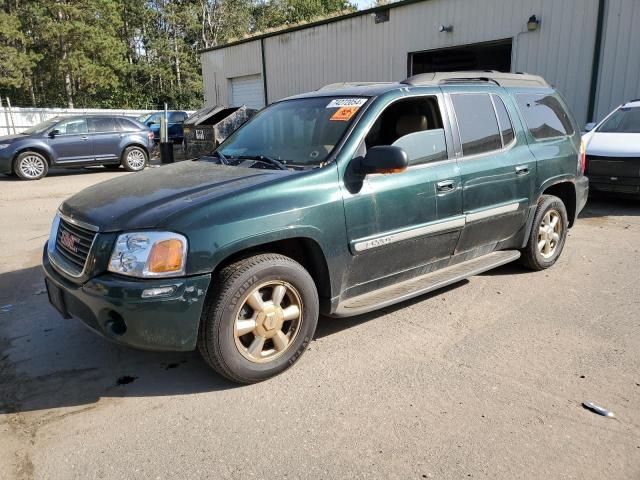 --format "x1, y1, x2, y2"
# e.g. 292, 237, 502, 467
236, 155, 288, 171
211, 150, 229, 165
